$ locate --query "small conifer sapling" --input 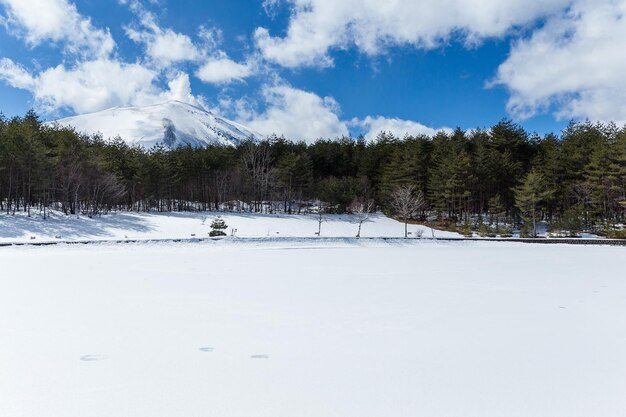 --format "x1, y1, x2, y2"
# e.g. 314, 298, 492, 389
209, 217, 228, 237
